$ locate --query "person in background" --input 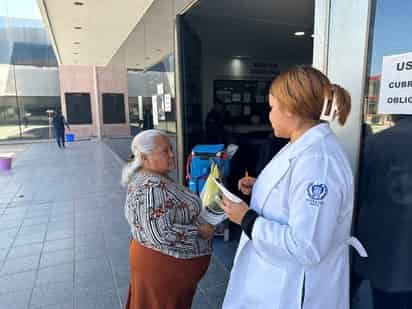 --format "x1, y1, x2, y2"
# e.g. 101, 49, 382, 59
22, 116, 29, 128
122, 129, 214, 309
52, 109, 70, 148
142, 103, 154, 130
219, 66, 367, 309
353, 115, 412, 309
205, 100, 226, 144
